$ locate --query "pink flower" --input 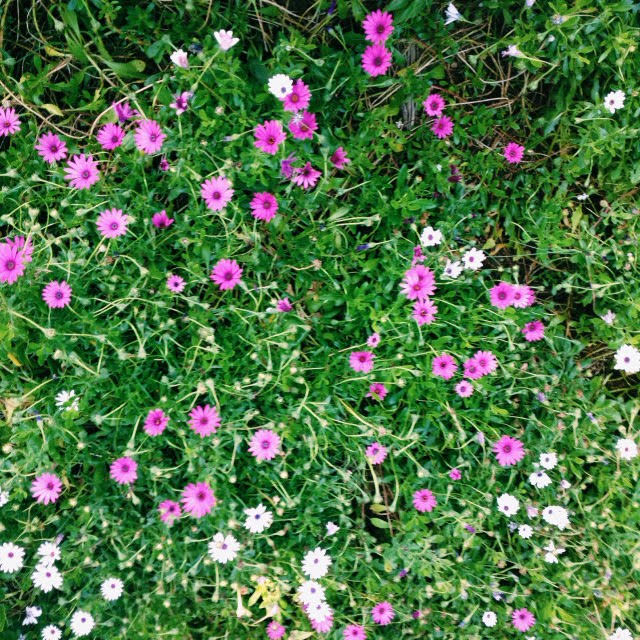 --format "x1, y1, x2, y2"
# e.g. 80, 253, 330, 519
413, 299, 438, 325
422, 93, 445, 116
449, 468, 462, 480
152, 210, 174, 228
493, 436, 525, 466
35, 132, 67, 164
0, 107, 20, 136
248, 429, 281, 461
214, 29, 239, 51
512, 608, 535, 632
144, 409, 169, 436
292, 162, 321, 189
188, 404, 220, 438
254, 120, 286, 154
362, 10, 394, 44
266, 621, 286, 640
284, 79, 311, 112
277, 297, 293, 312
473, 350, 498, 376
463, 357, 483, 380
281, 153, 297, 178
30, 473, 62, 505
455, 380, 473, 397
110, 457, 137, 485
170, 91, 193, 115
310, 610, 334, 633
64, 154, 100, 190
0, 242, 25, 284
181, 482, 216, 518
400, 265, 436, 301
504, 142, 525, 164
96, 123, 125, 150
367, 332, 380, 348
159, 156, 170, 171
167, 274, 186, 293
42, 281, 72, 309
134, 120, 166, 154
367, 383, 388, 400
343, 625, 366, 640
413, 488, 437, 512
349, 351, 375, 373
112, 101, 136, 122
210, 258, 243, 290
330, 147, 350, 169
522, 320, 544, 342
250, 192, 278, 222
366, 442, 387, 464
512, 284, 535, 308
371, 601, 394, 625
432, 353, 457, 380
201, 176, 234, 211
289, 111, 317, 140
490, 281, 515, 309
158, 499, 181, 525
432, 115, 454, 139
6, 235, 33, 263
361, 44, 392, 77
97, 208, 128, 238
